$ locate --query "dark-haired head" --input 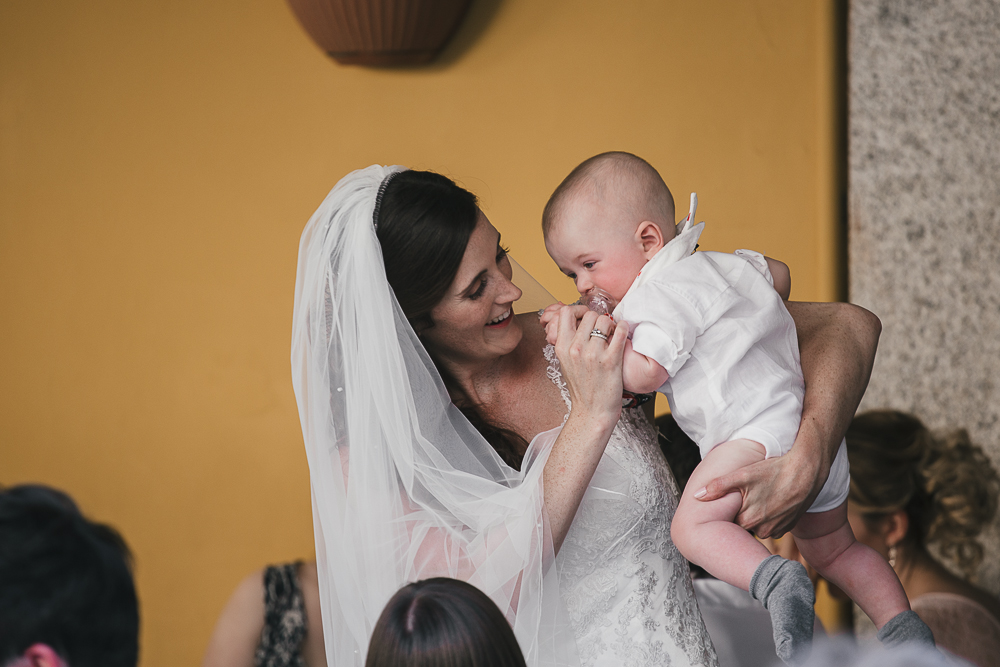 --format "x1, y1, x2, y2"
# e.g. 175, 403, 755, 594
375, 170, 480, 334
373, 170, 529, 468
0, 484, 140, 667
366, 578, 527, 667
